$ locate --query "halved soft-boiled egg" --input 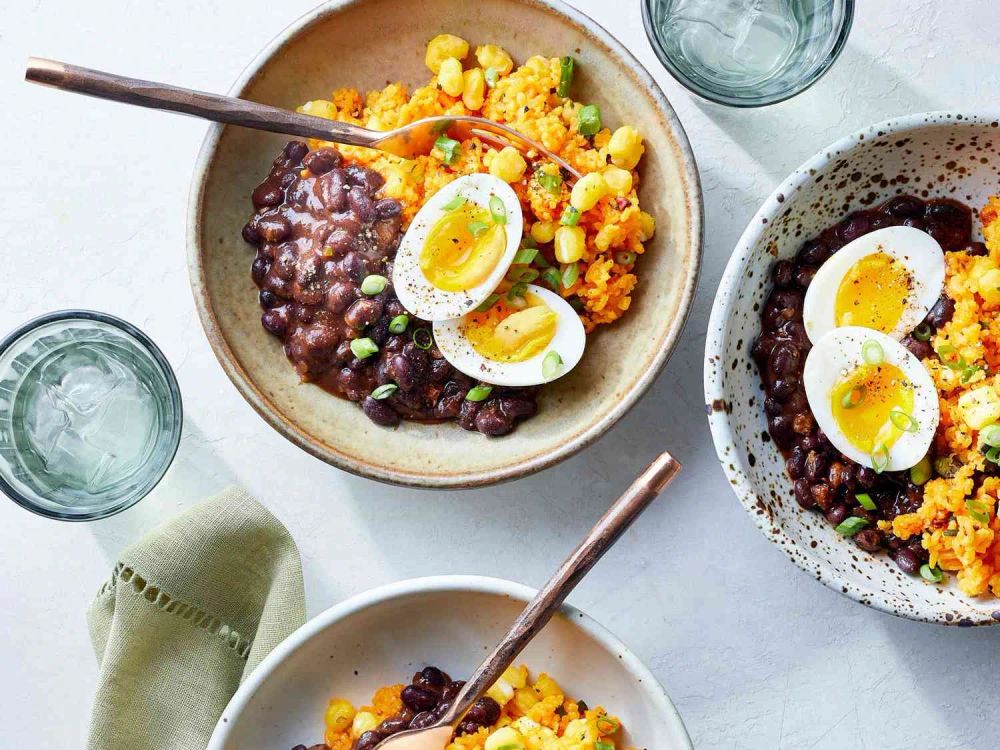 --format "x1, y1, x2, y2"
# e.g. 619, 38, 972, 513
802, 226, 944, 343
393, 173, 523, 321
803, 327, 939, 472
433, 284, 585, 387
